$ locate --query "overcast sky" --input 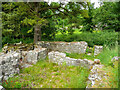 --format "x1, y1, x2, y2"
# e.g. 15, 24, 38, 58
45, 0, 100, 8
